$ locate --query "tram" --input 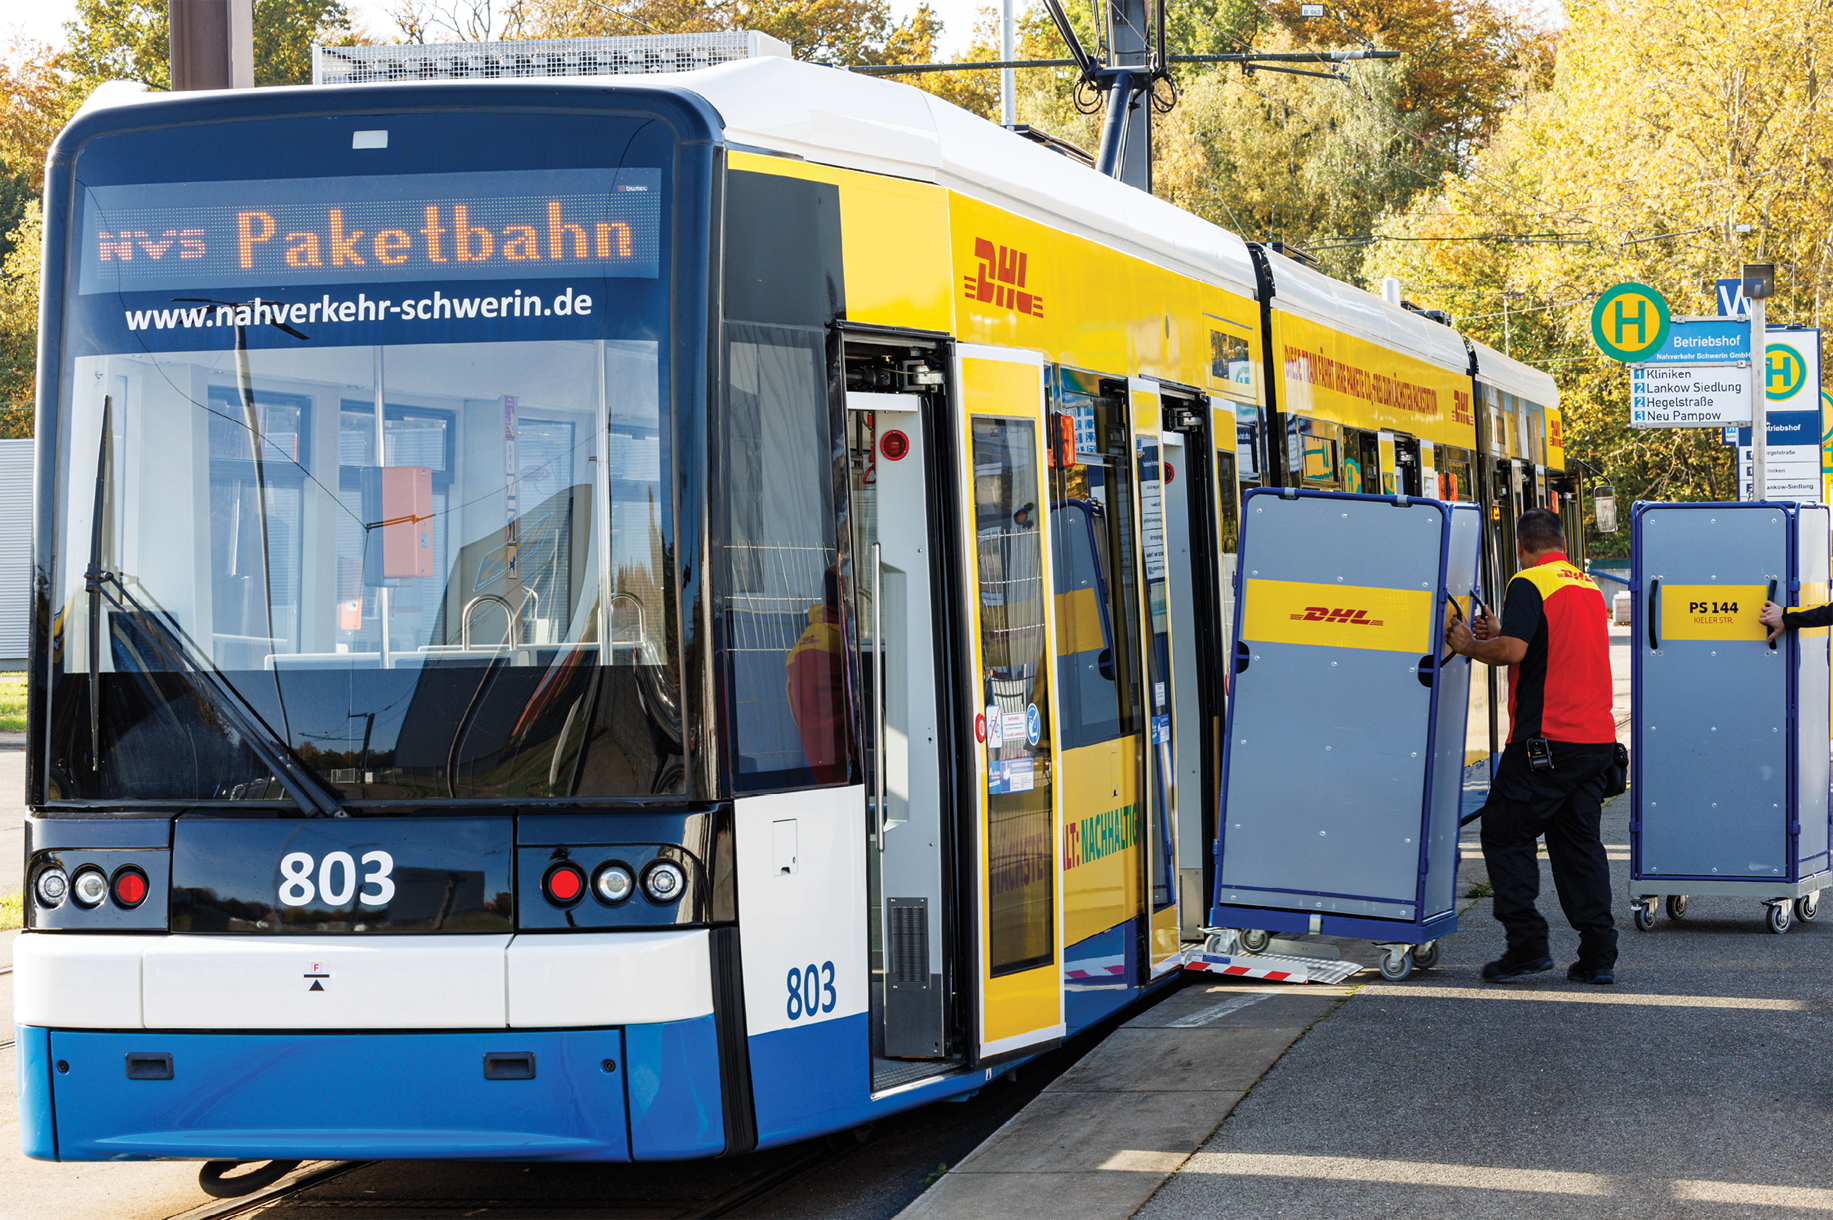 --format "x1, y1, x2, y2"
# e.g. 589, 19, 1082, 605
16, 44, 1568, 1164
